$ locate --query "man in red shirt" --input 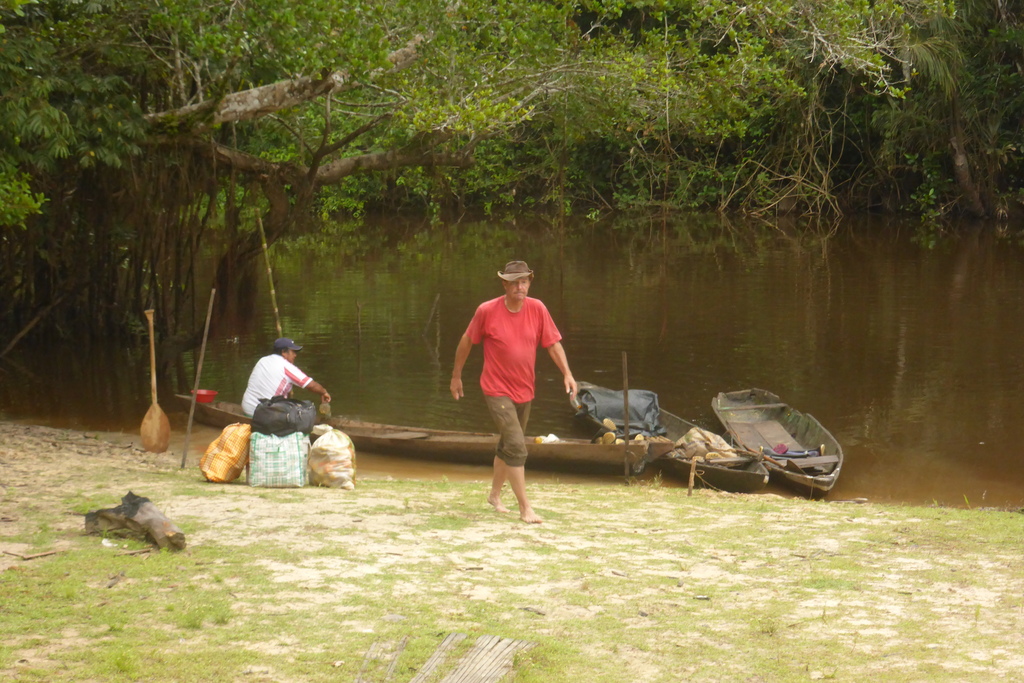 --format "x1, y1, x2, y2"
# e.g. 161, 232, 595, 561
450, 261, 578, 523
